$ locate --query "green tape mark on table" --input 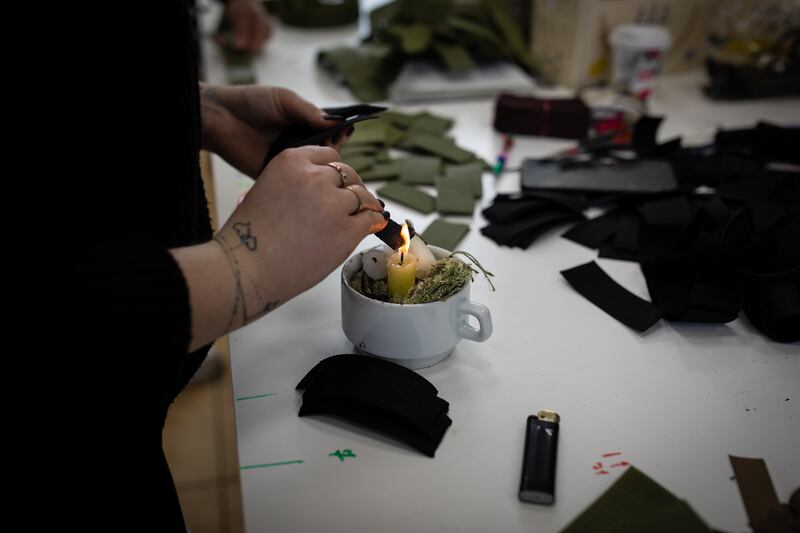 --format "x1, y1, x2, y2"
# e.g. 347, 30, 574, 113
240, 460, 304, 470
236, 392, 277, 401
